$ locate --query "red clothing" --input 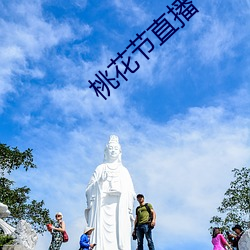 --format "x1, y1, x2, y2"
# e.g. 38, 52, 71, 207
212, 234, 227, 250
